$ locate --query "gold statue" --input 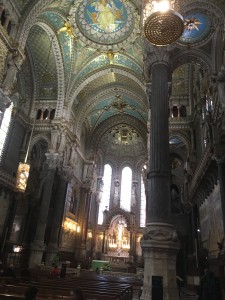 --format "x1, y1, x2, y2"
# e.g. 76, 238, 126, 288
57, 19, 74, 38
